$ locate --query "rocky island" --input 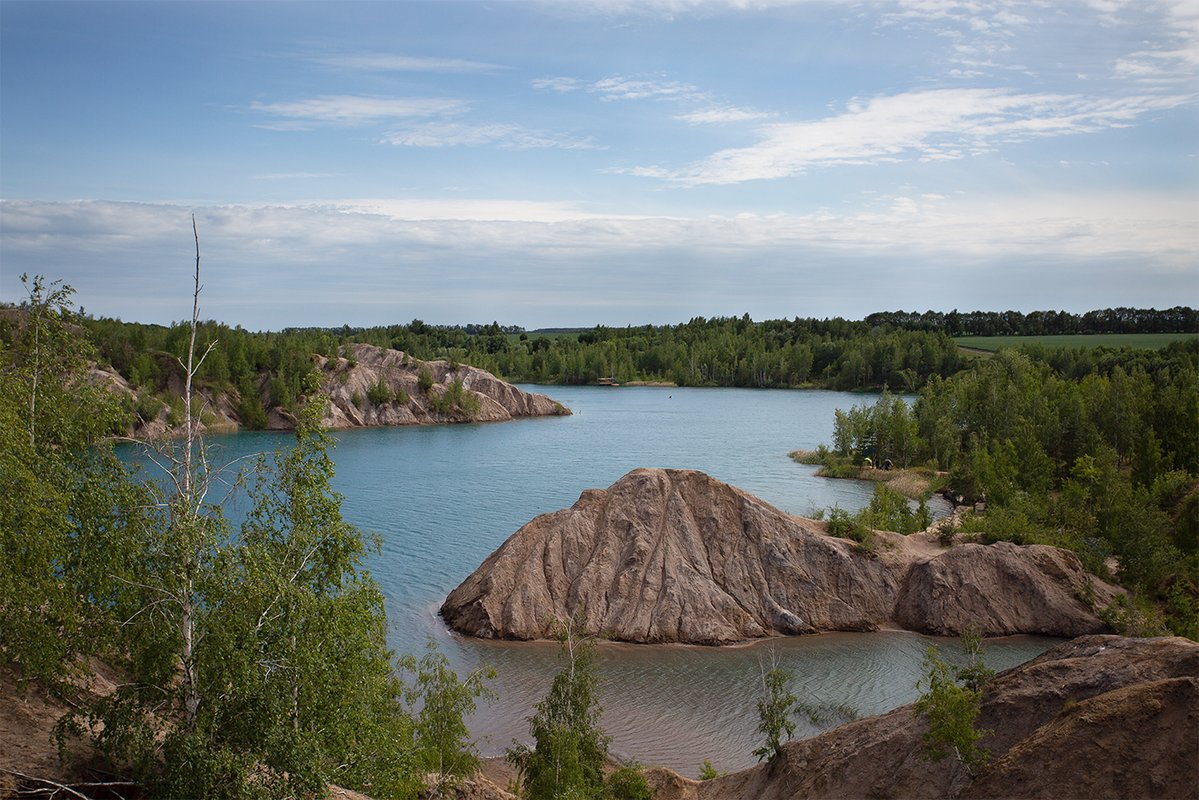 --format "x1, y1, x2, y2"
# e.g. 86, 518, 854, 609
441, 468, 1121, 643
